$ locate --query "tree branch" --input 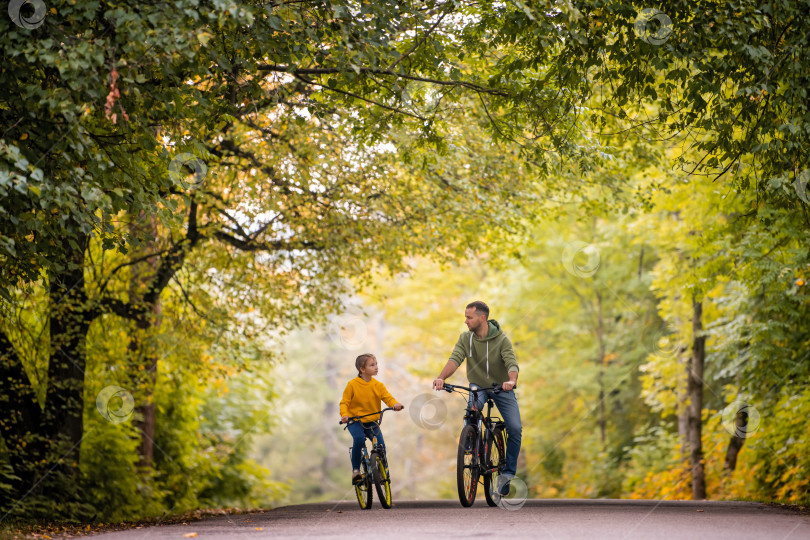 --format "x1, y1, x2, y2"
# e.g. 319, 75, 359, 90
388, 11, 449, 71
259, 64, 509, 96
97, 247, 175, 297
142, 199, 200, 307
213, 230, 324, 252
